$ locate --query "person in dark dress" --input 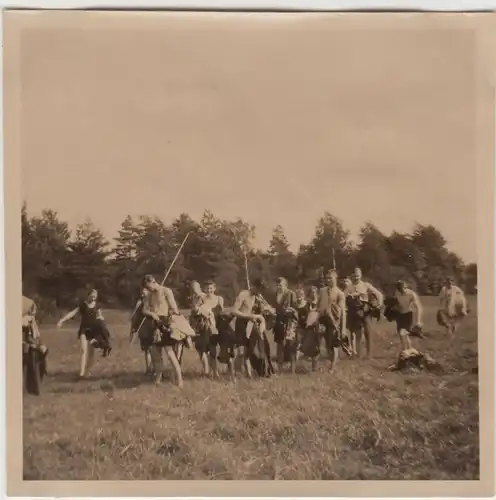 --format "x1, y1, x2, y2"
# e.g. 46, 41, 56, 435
57, 289, 112, 378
